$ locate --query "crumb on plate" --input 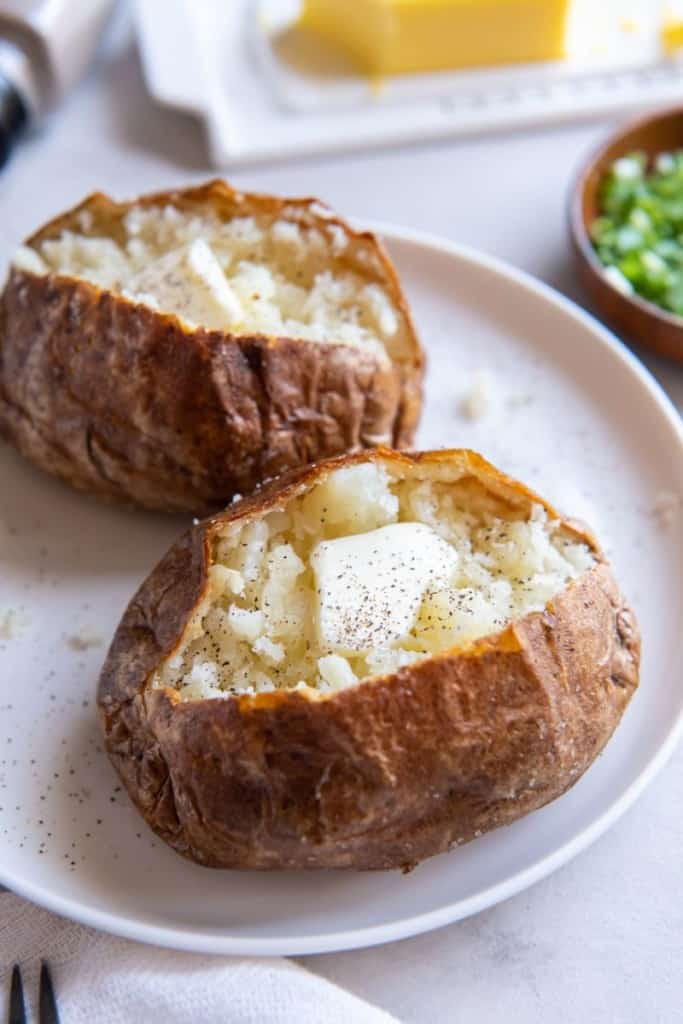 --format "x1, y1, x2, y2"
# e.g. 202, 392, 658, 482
458, 369, 498, 421
652, 490, 681, 528
0, 607, 31, 640
65, 626, 103, 651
